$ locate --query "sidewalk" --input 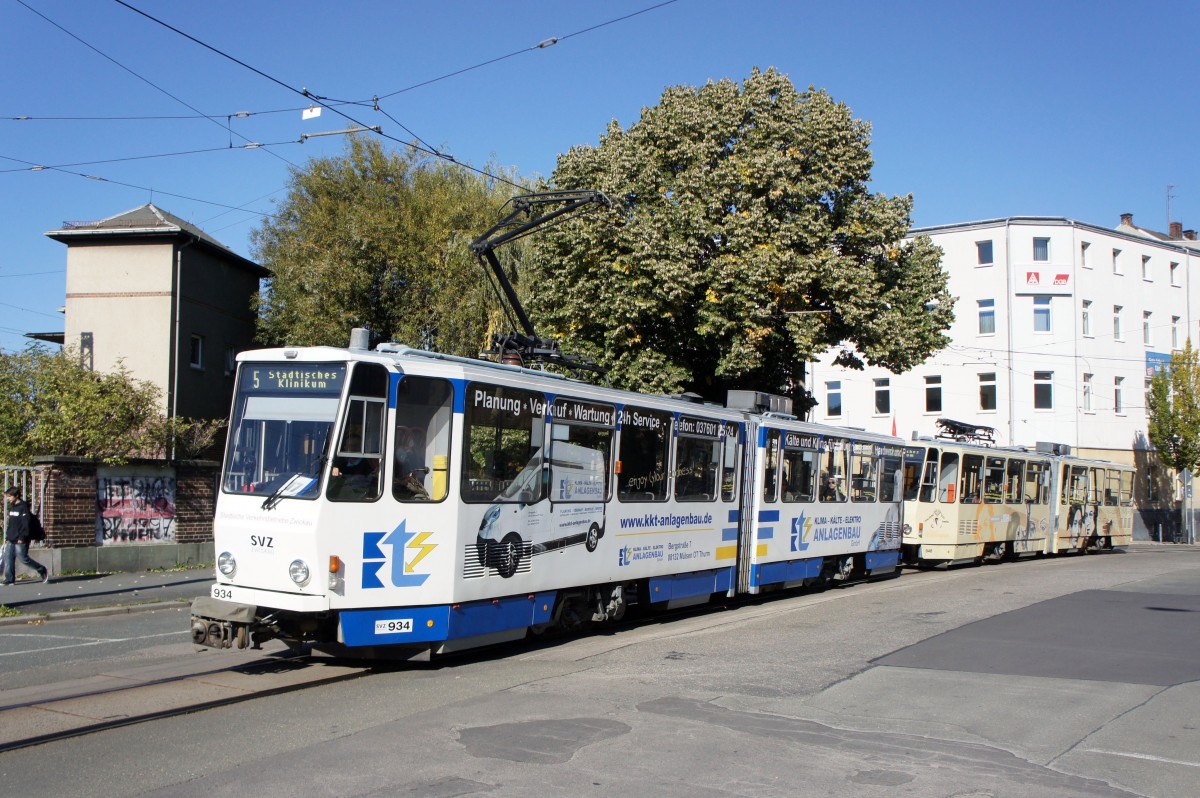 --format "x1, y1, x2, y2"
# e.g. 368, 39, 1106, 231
0, 568, 215, 625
